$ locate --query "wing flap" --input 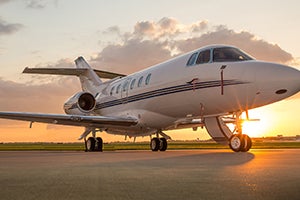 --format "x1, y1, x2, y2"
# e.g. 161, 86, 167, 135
0, 112, 138, 127
23, 67, 126, 79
